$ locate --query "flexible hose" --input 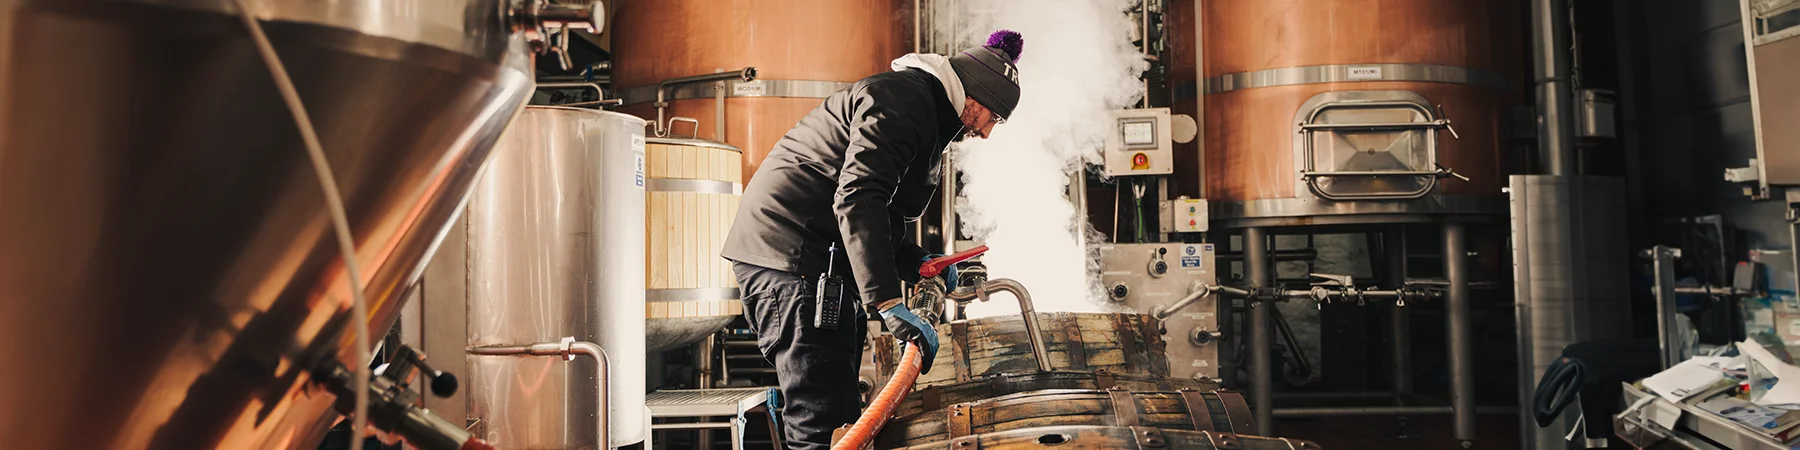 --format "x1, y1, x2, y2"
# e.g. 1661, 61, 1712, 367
234, 4, 371, 449
1531, 356, 1585, 427
832, 342, 924, 450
